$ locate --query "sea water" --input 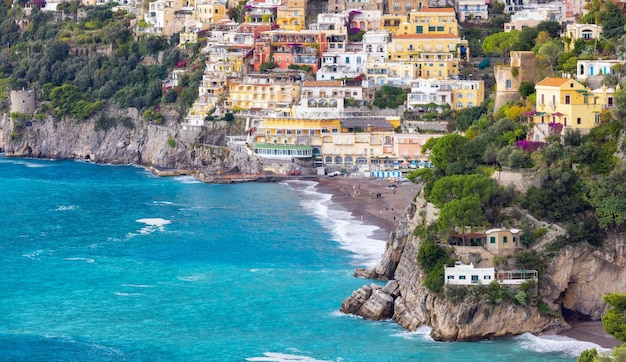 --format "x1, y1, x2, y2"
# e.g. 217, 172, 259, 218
0, 155, 602, 361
